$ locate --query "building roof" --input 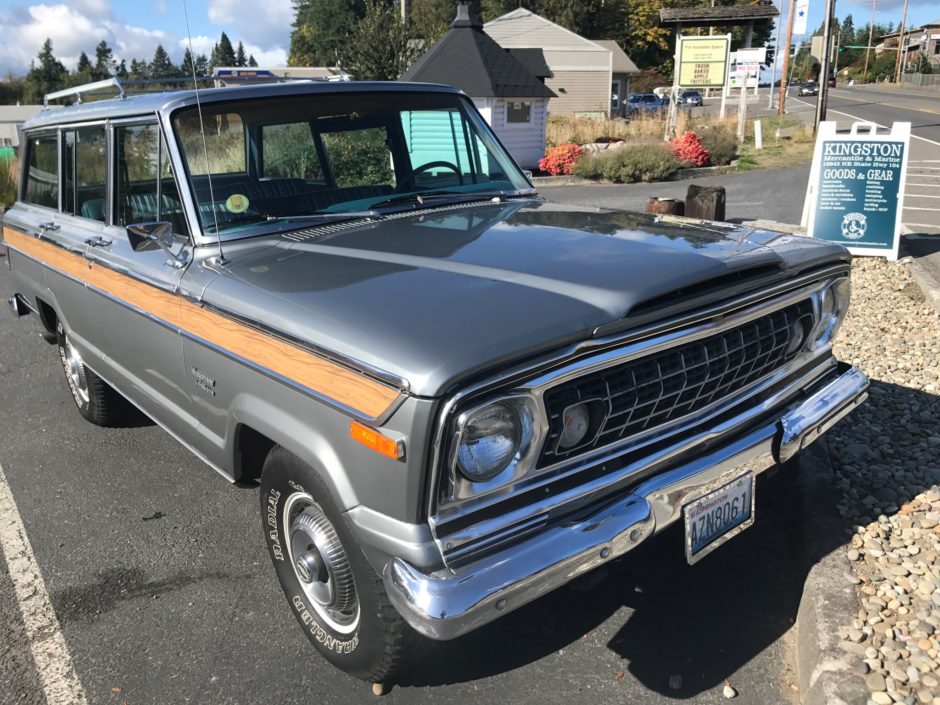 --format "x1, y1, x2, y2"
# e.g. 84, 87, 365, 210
593, 40, 640, 74
659, 4, 779, 27
485, 8, 609, 52
507, 48, 553, 79
402, 5, 555, 99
